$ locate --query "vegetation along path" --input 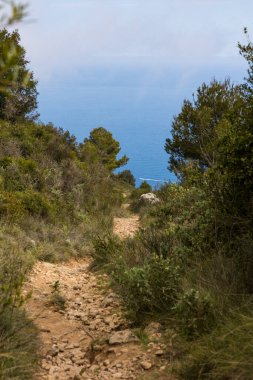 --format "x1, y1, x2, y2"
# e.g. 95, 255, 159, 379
25, 212, 172, 380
